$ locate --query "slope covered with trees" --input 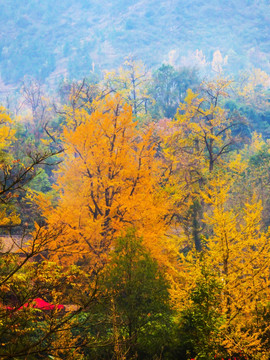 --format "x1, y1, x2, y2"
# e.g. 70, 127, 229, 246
0, 0, 269, 85
0, 63, 270, 359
